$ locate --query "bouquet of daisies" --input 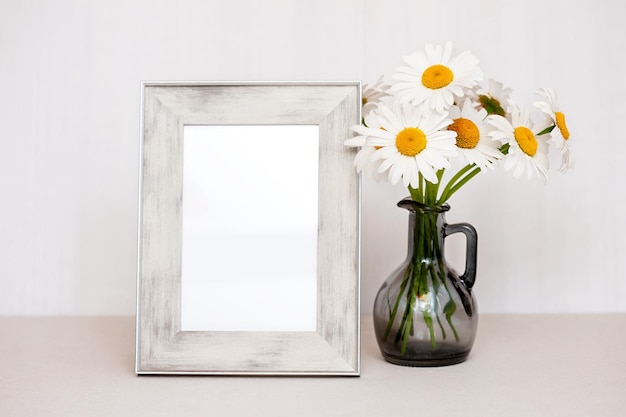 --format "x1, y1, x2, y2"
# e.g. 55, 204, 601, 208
346, 42, 572, 206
